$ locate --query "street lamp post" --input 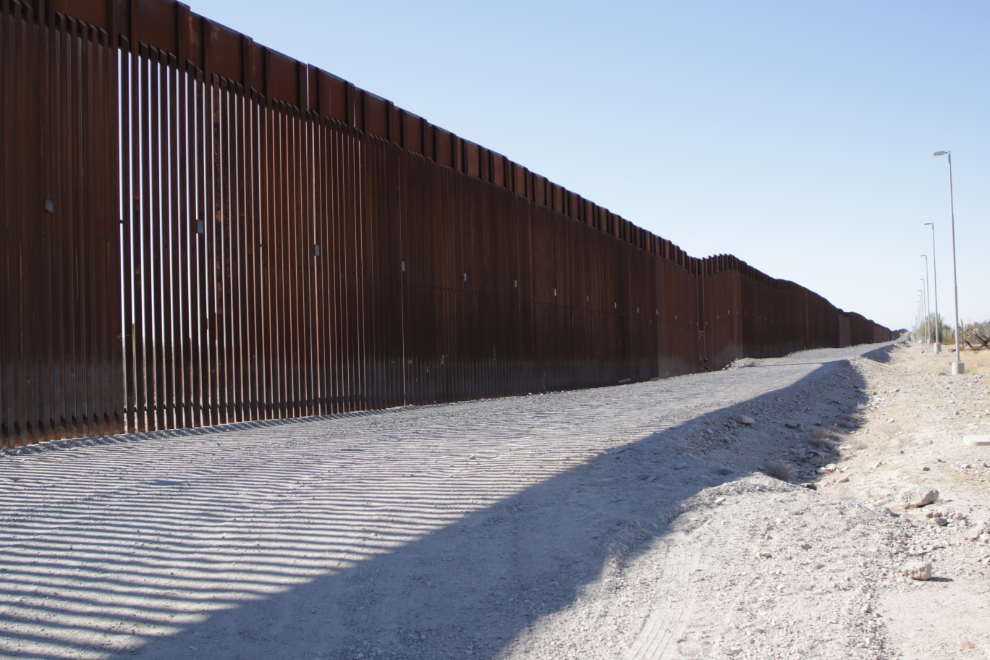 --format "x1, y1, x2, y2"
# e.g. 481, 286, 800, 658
921, 256, 931, 345
933, 151, 963, 374
923, 222, 941, 352
918, 289, 925, 345
920, 279, 929, 344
